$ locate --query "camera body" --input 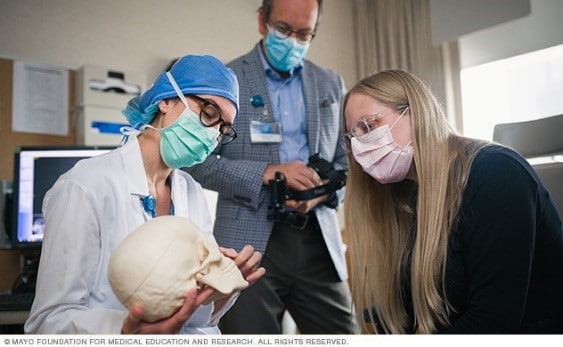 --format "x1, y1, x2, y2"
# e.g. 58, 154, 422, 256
267, 154, 346, 229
